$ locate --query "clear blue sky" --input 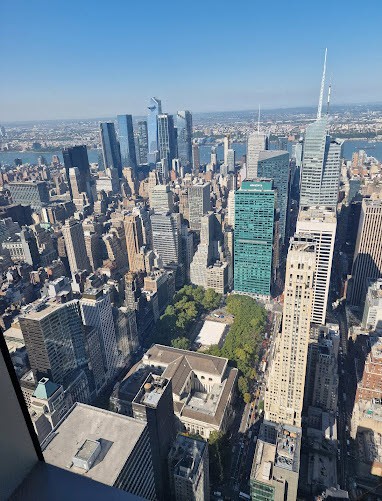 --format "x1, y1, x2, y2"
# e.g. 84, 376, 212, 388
1, 0, 381, 121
